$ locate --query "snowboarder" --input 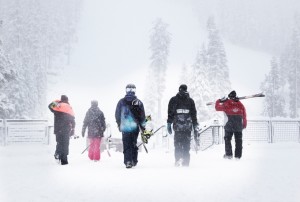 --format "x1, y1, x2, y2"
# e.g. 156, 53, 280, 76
48, 95, 75, 165
82, 100, 106, 162
167, 84, 199, 167
115, 84, 146, 168
215, 90, 247, 159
